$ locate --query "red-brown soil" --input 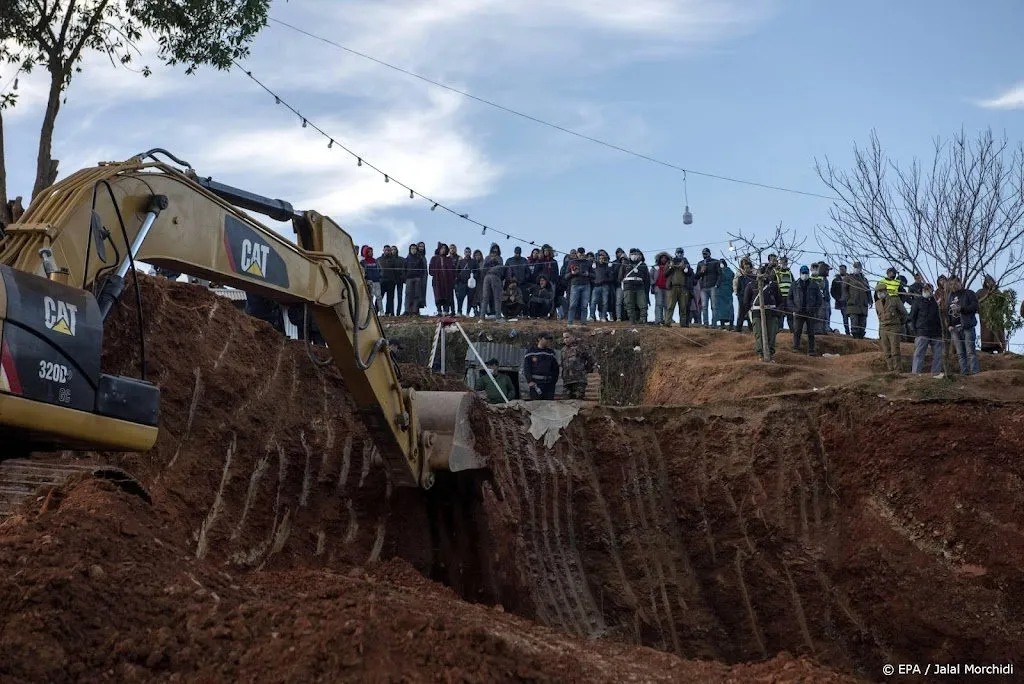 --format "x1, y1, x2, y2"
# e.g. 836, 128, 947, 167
4, 277, 1021, 682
